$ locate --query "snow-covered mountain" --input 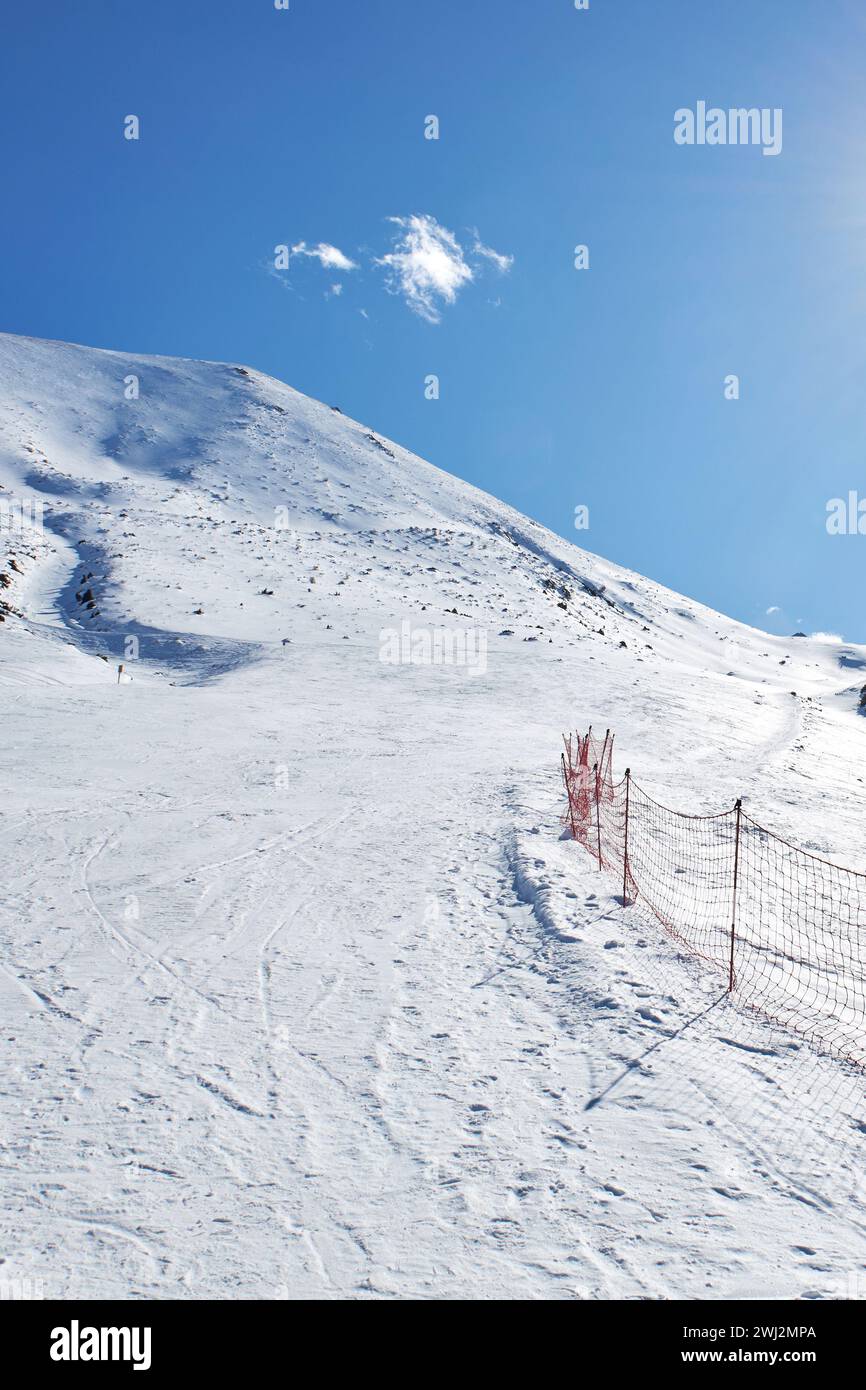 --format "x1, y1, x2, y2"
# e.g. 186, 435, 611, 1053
2, 331, 866, 1300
